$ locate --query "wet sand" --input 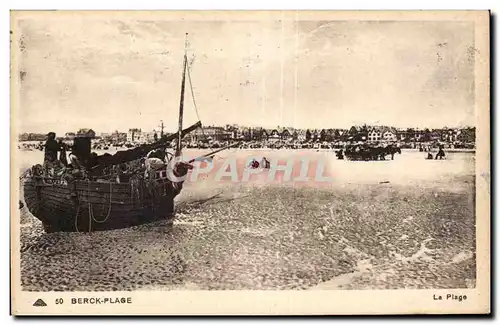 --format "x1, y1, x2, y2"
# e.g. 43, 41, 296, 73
18, 149, 476, 291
